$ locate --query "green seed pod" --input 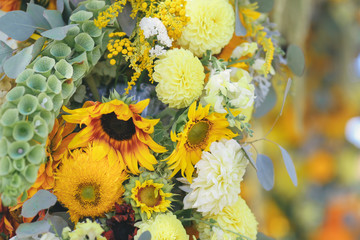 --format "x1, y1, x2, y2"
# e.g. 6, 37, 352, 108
72, 64, 87, 82
61, 81, 75, 99
67, 26, 81, 35
33, 115, 49, 138
82, 21, 102, 37
13, 121, 34, 141
55, 59, 74, 79
10, 173, 22, 188
26, 74, 47, 92
0, 138, 8, 157
75, 32, 95, 52
13, 158, 26, 171
0, 156, 13, 176
6, 86, 25, 103
52, 93, 64, 112
0, 193, 12, 206
23, 164, 39, 183
38, 92, 54, 111
8, 141, 30, 160
0, 108, 19, 126
27, 145, 45, 165
15, 69, 35, 84
50, 43, 72, 60
17, 94, 38, 115
70, 10, 93, 22
85, 1, 106, 11
33, 56, 56, 77
47, 75, 62, 94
